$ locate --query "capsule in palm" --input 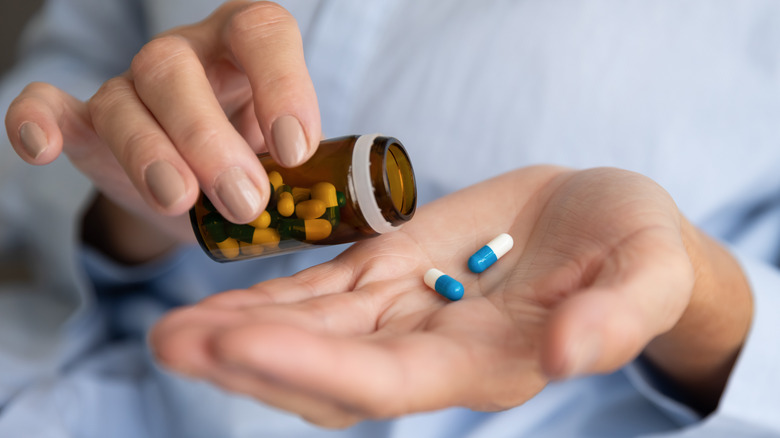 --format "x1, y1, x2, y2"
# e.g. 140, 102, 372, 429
468, 233, 514, 273
423, 268, 464, 301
